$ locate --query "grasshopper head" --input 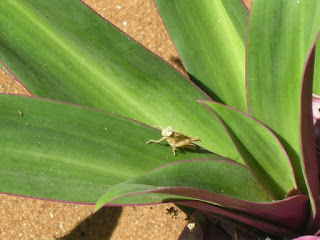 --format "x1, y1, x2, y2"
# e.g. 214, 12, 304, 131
161, 126, 174, 137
